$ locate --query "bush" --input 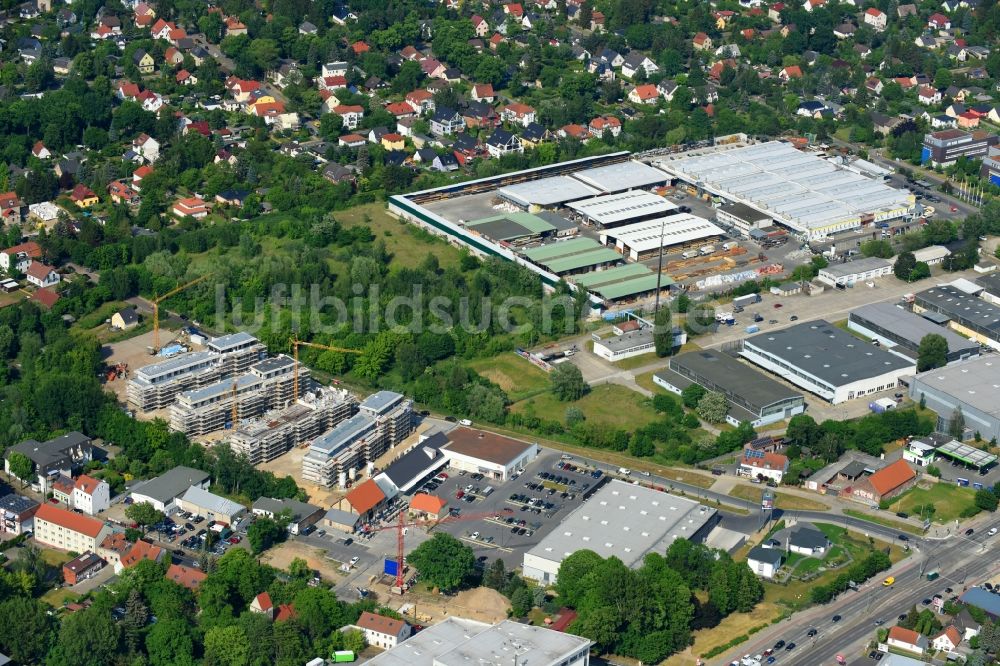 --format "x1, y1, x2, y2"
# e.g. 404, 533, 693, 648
702, 634, 751, 659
